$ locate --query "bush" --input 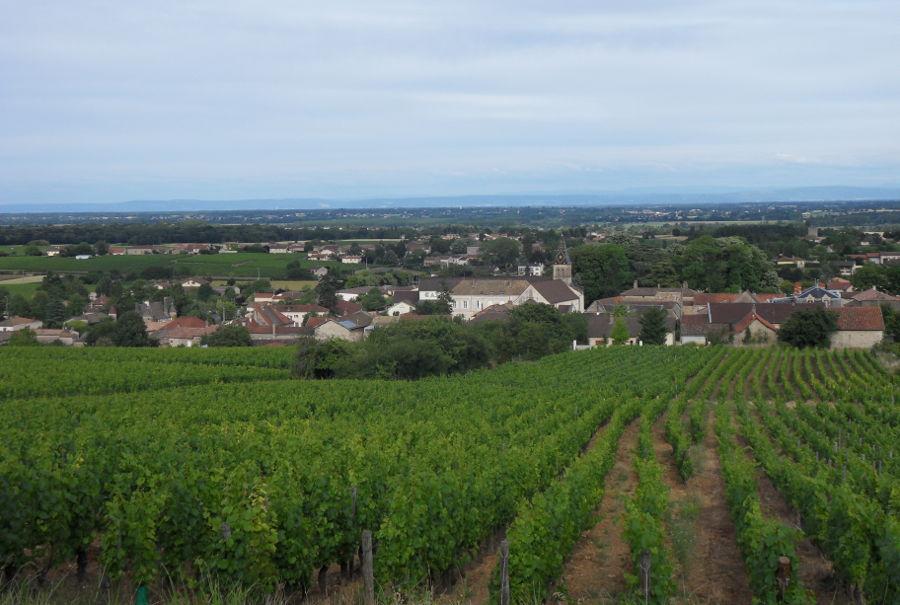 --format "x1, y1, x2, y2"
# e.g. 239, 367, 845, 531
202, 325, 252, 347
778, 308, 838, 348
